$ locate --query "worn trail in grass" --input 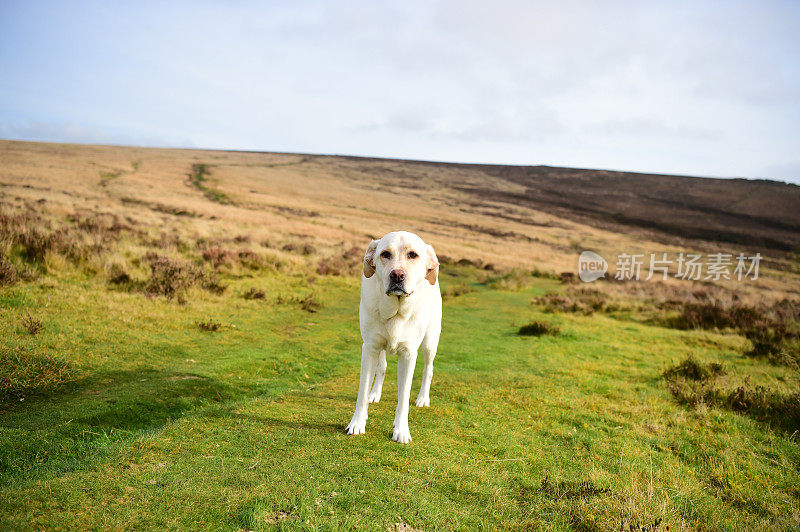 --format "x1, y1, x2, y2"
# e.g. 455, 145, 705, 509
1, 271, 799, 530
